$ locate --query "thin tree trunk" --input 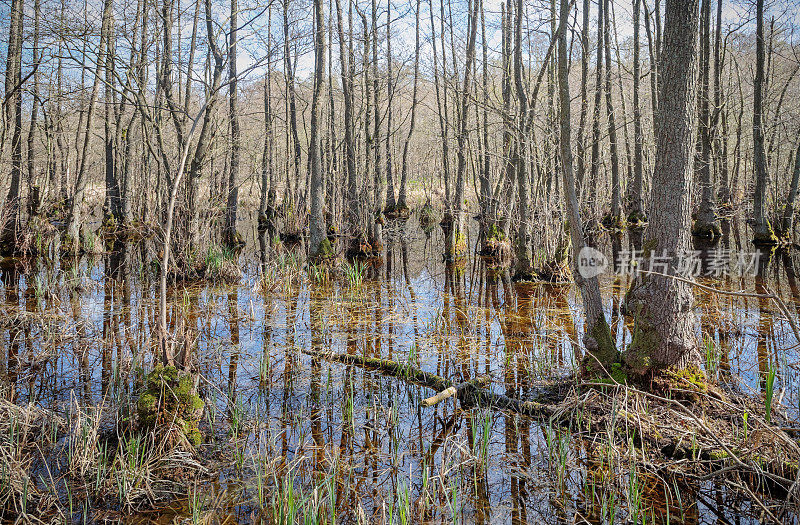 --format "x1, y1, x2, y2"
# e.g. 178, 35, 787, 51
589, 0, 604, 214
628, 0, 646, 224
371, 0, 384, 252
397, 0, 421, 215
336, 0, 361, 250
557, 0, 617, 369
224, 0, 241, 247
1, 0, 24, 253
692, 0, 719, 238
751, 0, 776, 244
26, 0, 41, 218
781, 141, 800, 236
384, 0, 397, 215
259, 7, 277, 237
712, 0, 729, 207
308, 0, 328, 258
104, 0, 123, 227
284, 0, 302, 223
512, 0, 533, 277
446, 0, 479, 260
65, 0, 109, 253
603, 0, 622, 225
576, 0, 590, 197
